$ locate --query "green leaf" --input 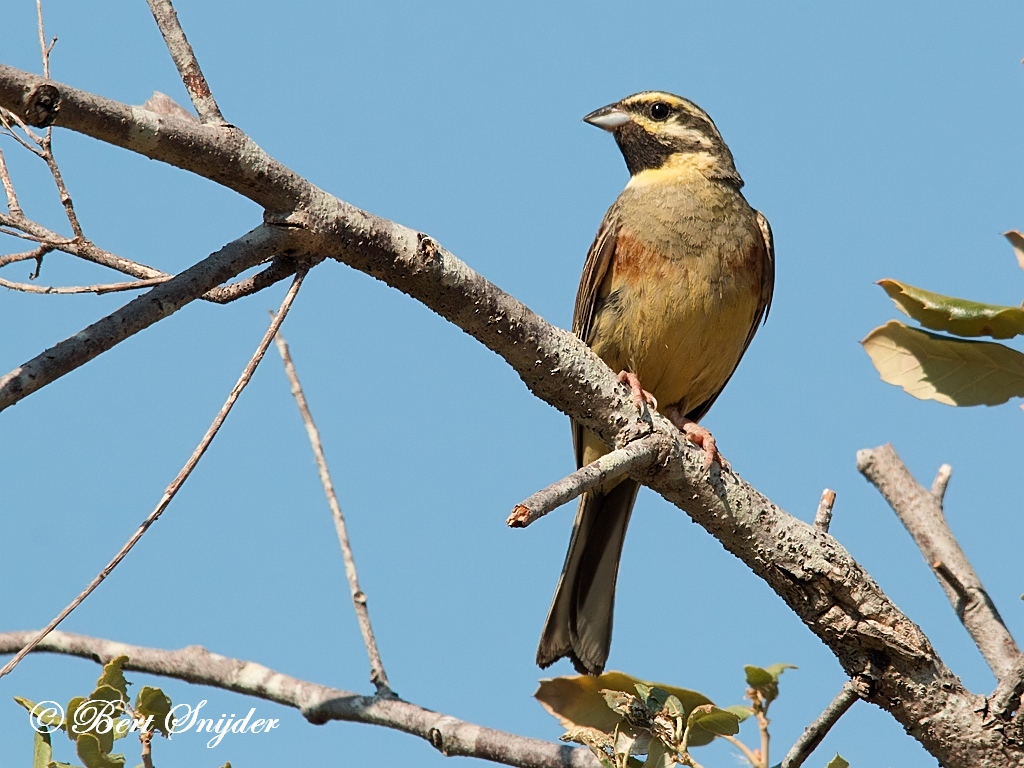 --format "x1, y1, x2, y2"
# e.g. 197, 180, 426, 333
134, 687, 173, 737
662, 695, 684, 719
634, 684, 651, 701
535, 672, 712, 735
32, 730, 52, 768
74, 733, 125, 768
744, 664, 794, 704
763, 663, 797, 679
862, 321, 1024, 406
1005, 230, 1024, 272
825, 755, 850, 768
644, 739, 672, 768
70, 691, 120, 754
743, 666, 773, 688
66, 697, 86, 741
685, 705, 740, 745
724, 705, 754, 722
613, 728, 637, 760
878, 279, 1024, 339
14, 696, 65, 732
94, 657, 130, 703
